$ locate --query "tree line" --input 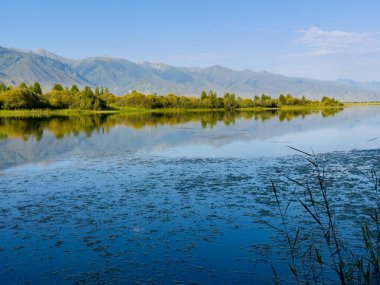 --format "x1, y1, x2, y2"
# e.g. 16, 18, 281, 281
0, 82, 343, 110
